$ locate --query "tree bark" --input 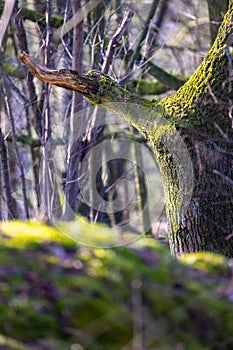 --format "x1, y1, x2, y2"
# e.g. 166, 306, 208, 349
18, 1, 233, 257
